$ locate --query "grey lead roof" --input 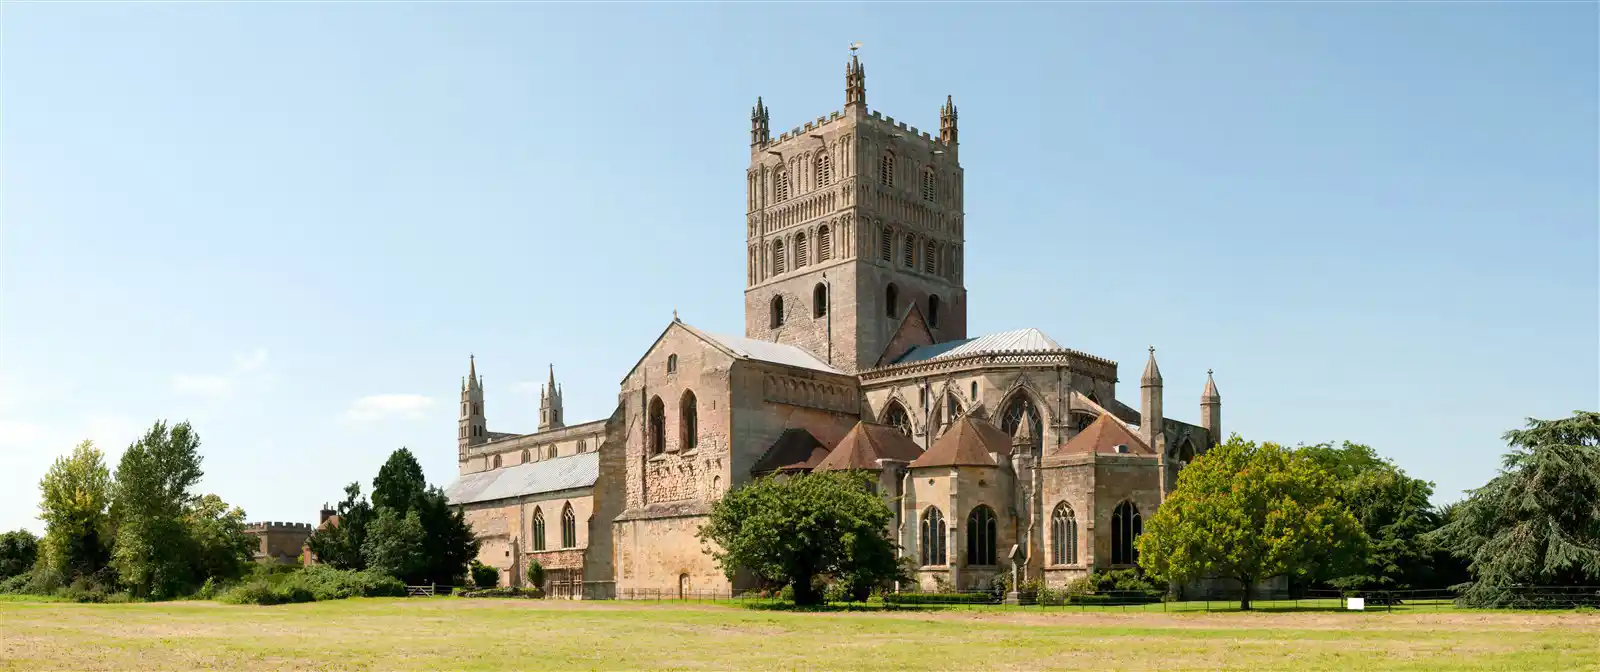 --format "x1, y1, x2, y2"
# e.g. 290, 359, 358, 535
894, 327, 1065, 364
444, 452, 598, 505
701, 330, 843, 375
